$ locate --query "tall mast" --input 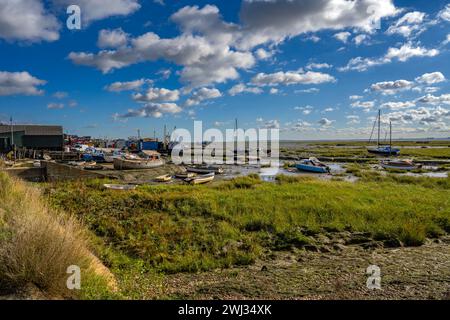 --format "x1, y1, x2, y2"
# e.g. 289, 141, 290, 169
10, 116, 15, 162
377, 109, 381, 147
390, 121, 392, 149
163, 125, 167, 149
